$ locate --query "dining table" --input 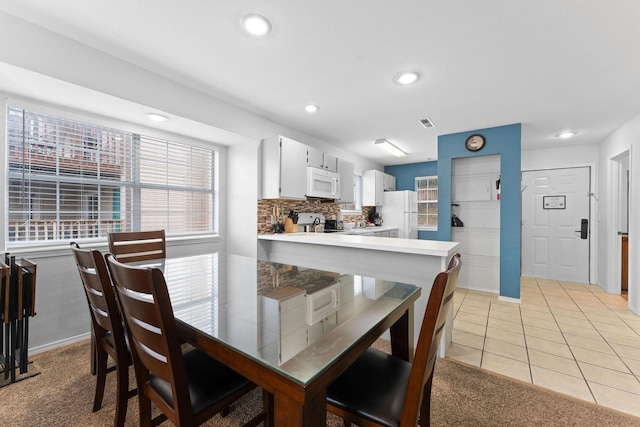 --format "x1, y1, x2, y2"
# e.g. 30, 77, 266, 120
134, 252, 421, 427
